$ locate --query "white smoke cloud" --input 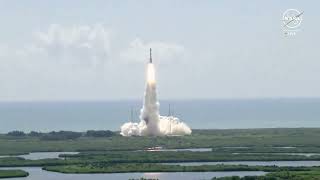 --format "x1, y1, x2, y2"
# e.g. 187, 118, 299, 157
120, 116, 192, 136
120, 64, 192, 136
120, 38, 186, 65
